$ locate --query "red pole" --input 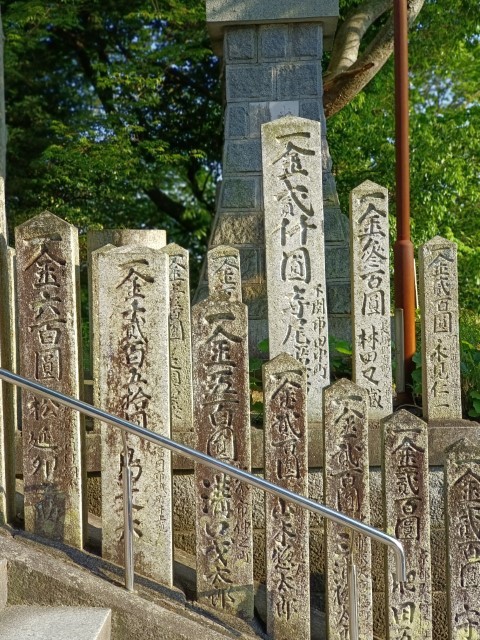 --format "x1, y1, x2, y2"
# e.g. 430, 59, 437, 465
393, 0, 416, 398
